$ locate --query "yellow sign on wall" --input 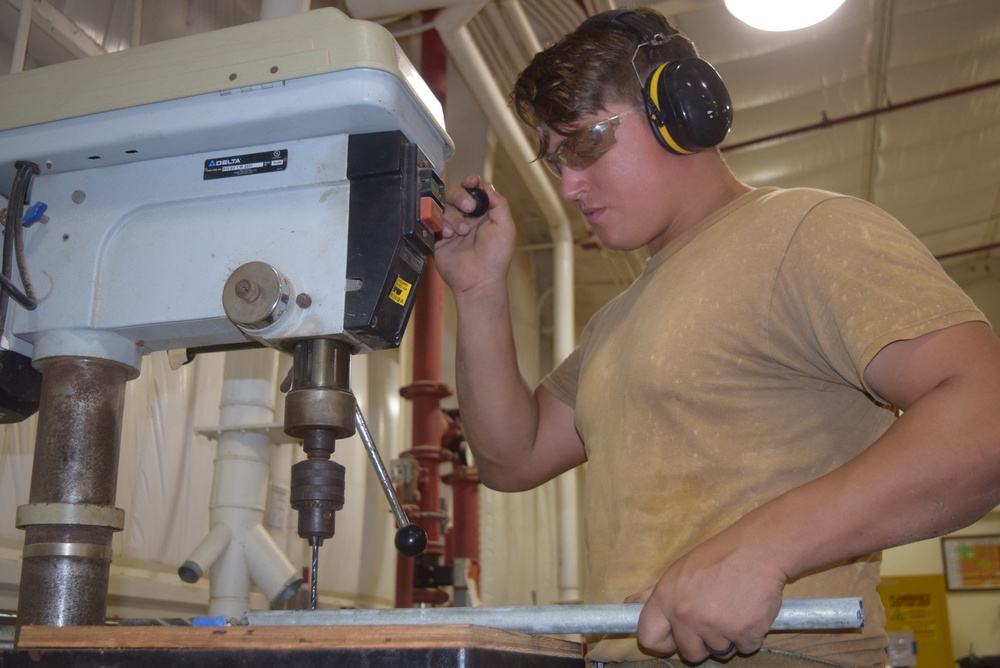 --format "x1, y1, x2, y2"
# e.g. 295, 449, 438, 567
878, 574, 954, 667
